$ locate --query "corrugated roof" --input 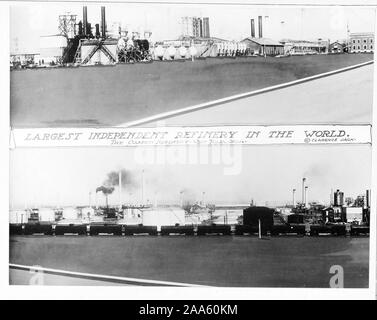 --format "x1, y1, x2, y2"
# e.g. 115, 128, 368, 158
242, 37, 283, 46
